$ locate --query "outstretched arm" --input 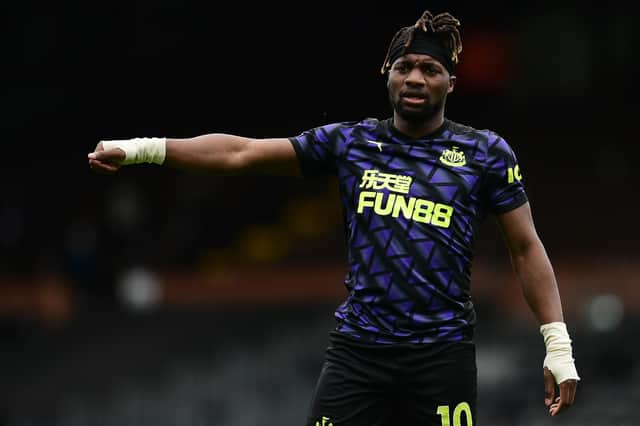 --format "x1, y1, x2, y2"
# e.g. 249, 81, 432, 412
496, 202, 579, 416
88, 134, 301, 176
